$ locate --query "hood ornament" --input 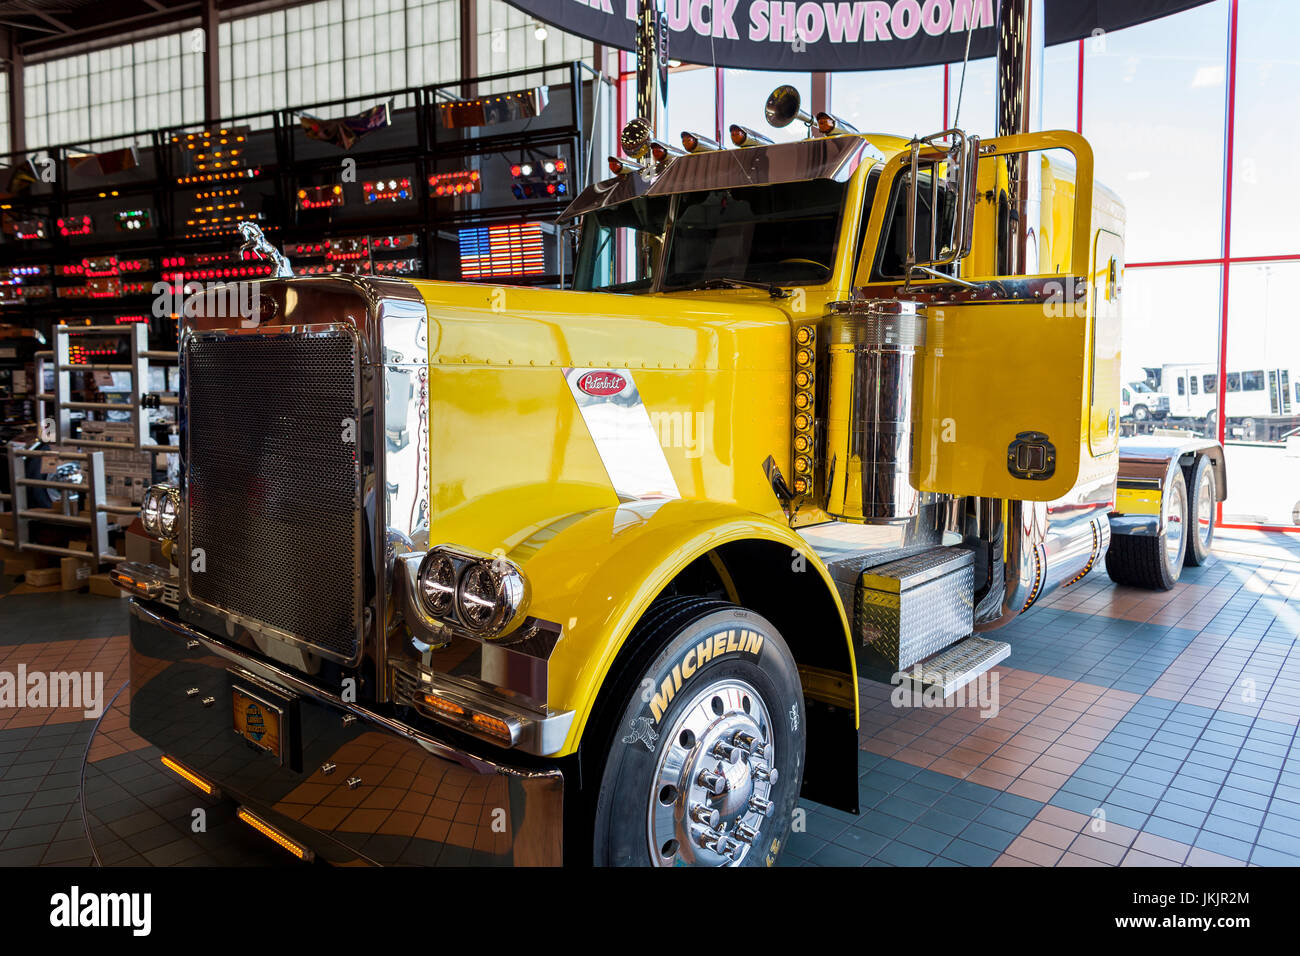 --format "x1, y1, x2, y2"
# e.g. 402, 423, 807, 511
236, 221, 293, 277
